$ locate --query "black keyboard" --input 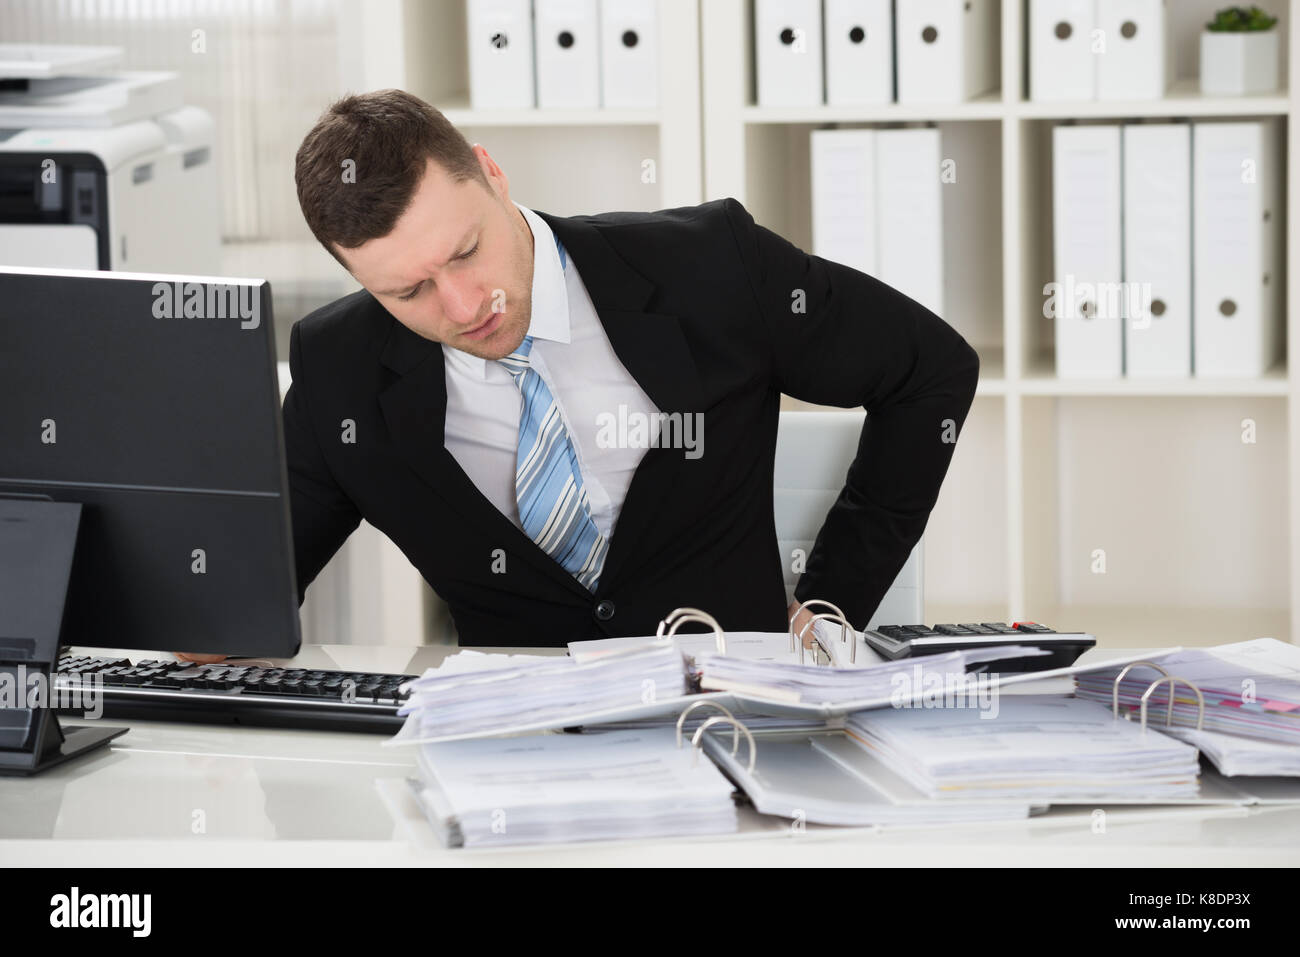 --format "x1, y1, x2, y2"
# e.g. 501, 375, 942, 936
55, 654, 419, 734
863, 621, 1096, 671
